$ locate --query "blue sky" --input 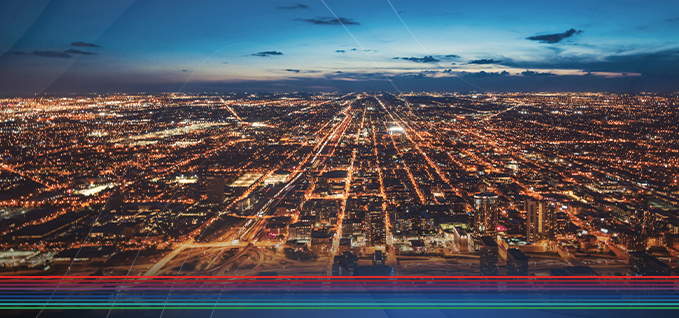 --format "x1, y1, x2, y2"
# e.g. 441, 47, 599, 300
1, 0, 678, 94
